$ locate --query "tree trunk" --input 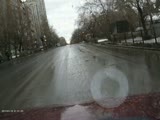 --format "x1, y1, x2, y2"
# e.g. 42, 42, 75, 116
136, 0, 148, 39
